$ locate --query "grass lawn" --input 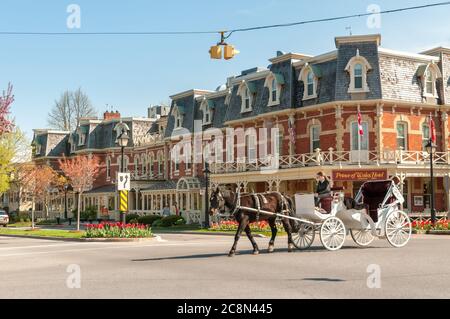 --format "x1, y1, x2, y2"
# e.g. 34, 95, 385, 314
0, 228, 85, 239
